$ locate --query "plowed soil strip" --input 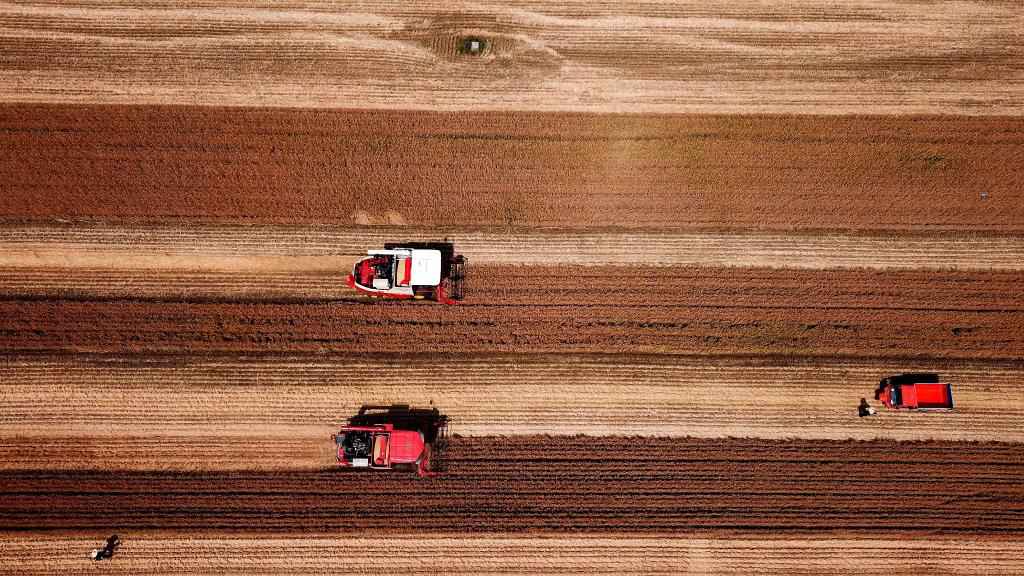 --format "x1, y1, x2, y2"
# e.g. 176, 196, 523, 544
2, 355, 1023, 470
0, 2, 1021, 114
1, 293, 1021, 359
4, 225, 1024, 274
2, 107, 1023, 229
2, 534, 1022, 575
2, 437, 1022, 534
